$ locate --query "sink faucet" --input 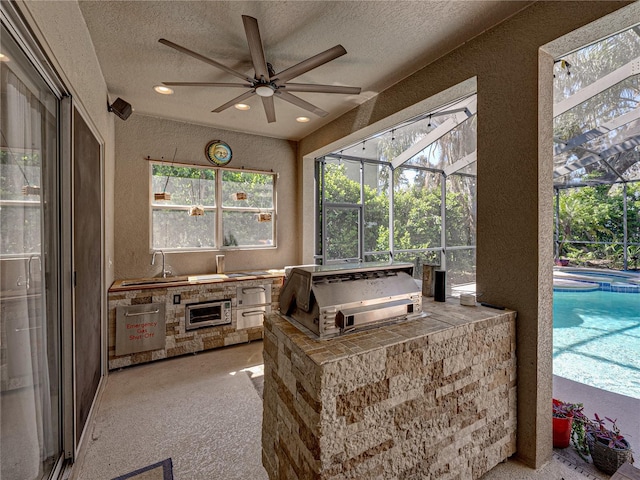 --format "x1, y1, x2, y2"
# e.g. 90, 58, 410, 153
151, 250, 170, 278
